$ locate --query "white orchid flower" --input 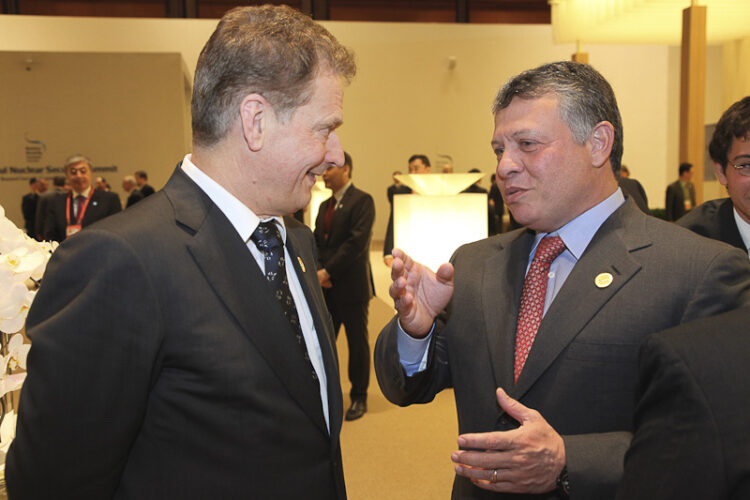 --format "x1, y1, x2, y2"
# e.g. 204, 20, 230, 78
2, 333, 30, 372
0, 282, 36, 334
